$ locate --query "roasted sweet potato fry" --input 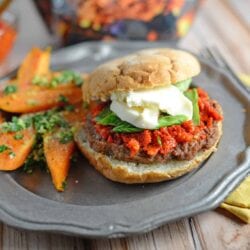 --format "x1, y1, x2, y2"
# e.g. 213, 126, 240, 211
43, 131, 75, 191
0, 128, 36, 171
17, 48, 50, 89
0, 85, 82, 113
62, 103, 88, 125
